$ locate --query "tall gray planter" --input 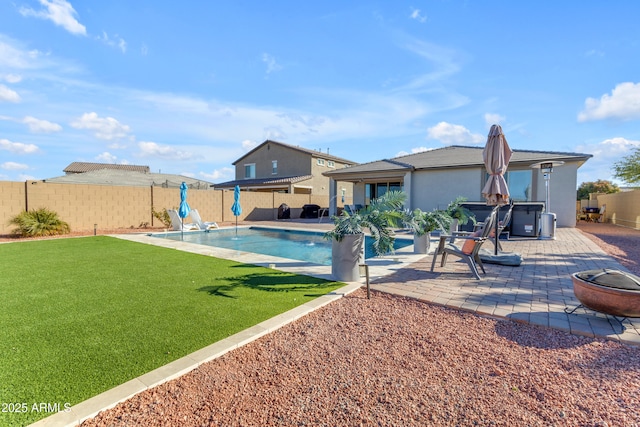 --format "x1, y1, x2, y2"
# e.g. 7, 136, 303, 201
414, 233, 431, 254
331, 233, 365, 282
